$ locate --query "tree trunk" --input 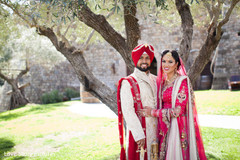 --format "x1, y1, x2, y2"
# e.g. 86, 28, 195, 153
188, 27, 221, 86
175, 0, 194, 64
176, 0, 222, 86
37, 26, 118, 115
122, 0, 141, 52
10, 84, 29, 110
0, 63, 30, 110
37, 1, 142, 115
